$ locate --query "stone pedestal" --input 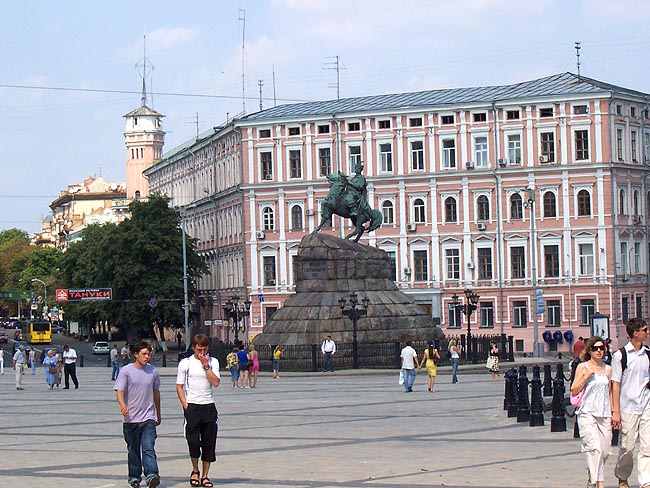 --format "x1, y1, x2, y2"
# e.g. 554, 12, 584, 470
252, 233, 443, 345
